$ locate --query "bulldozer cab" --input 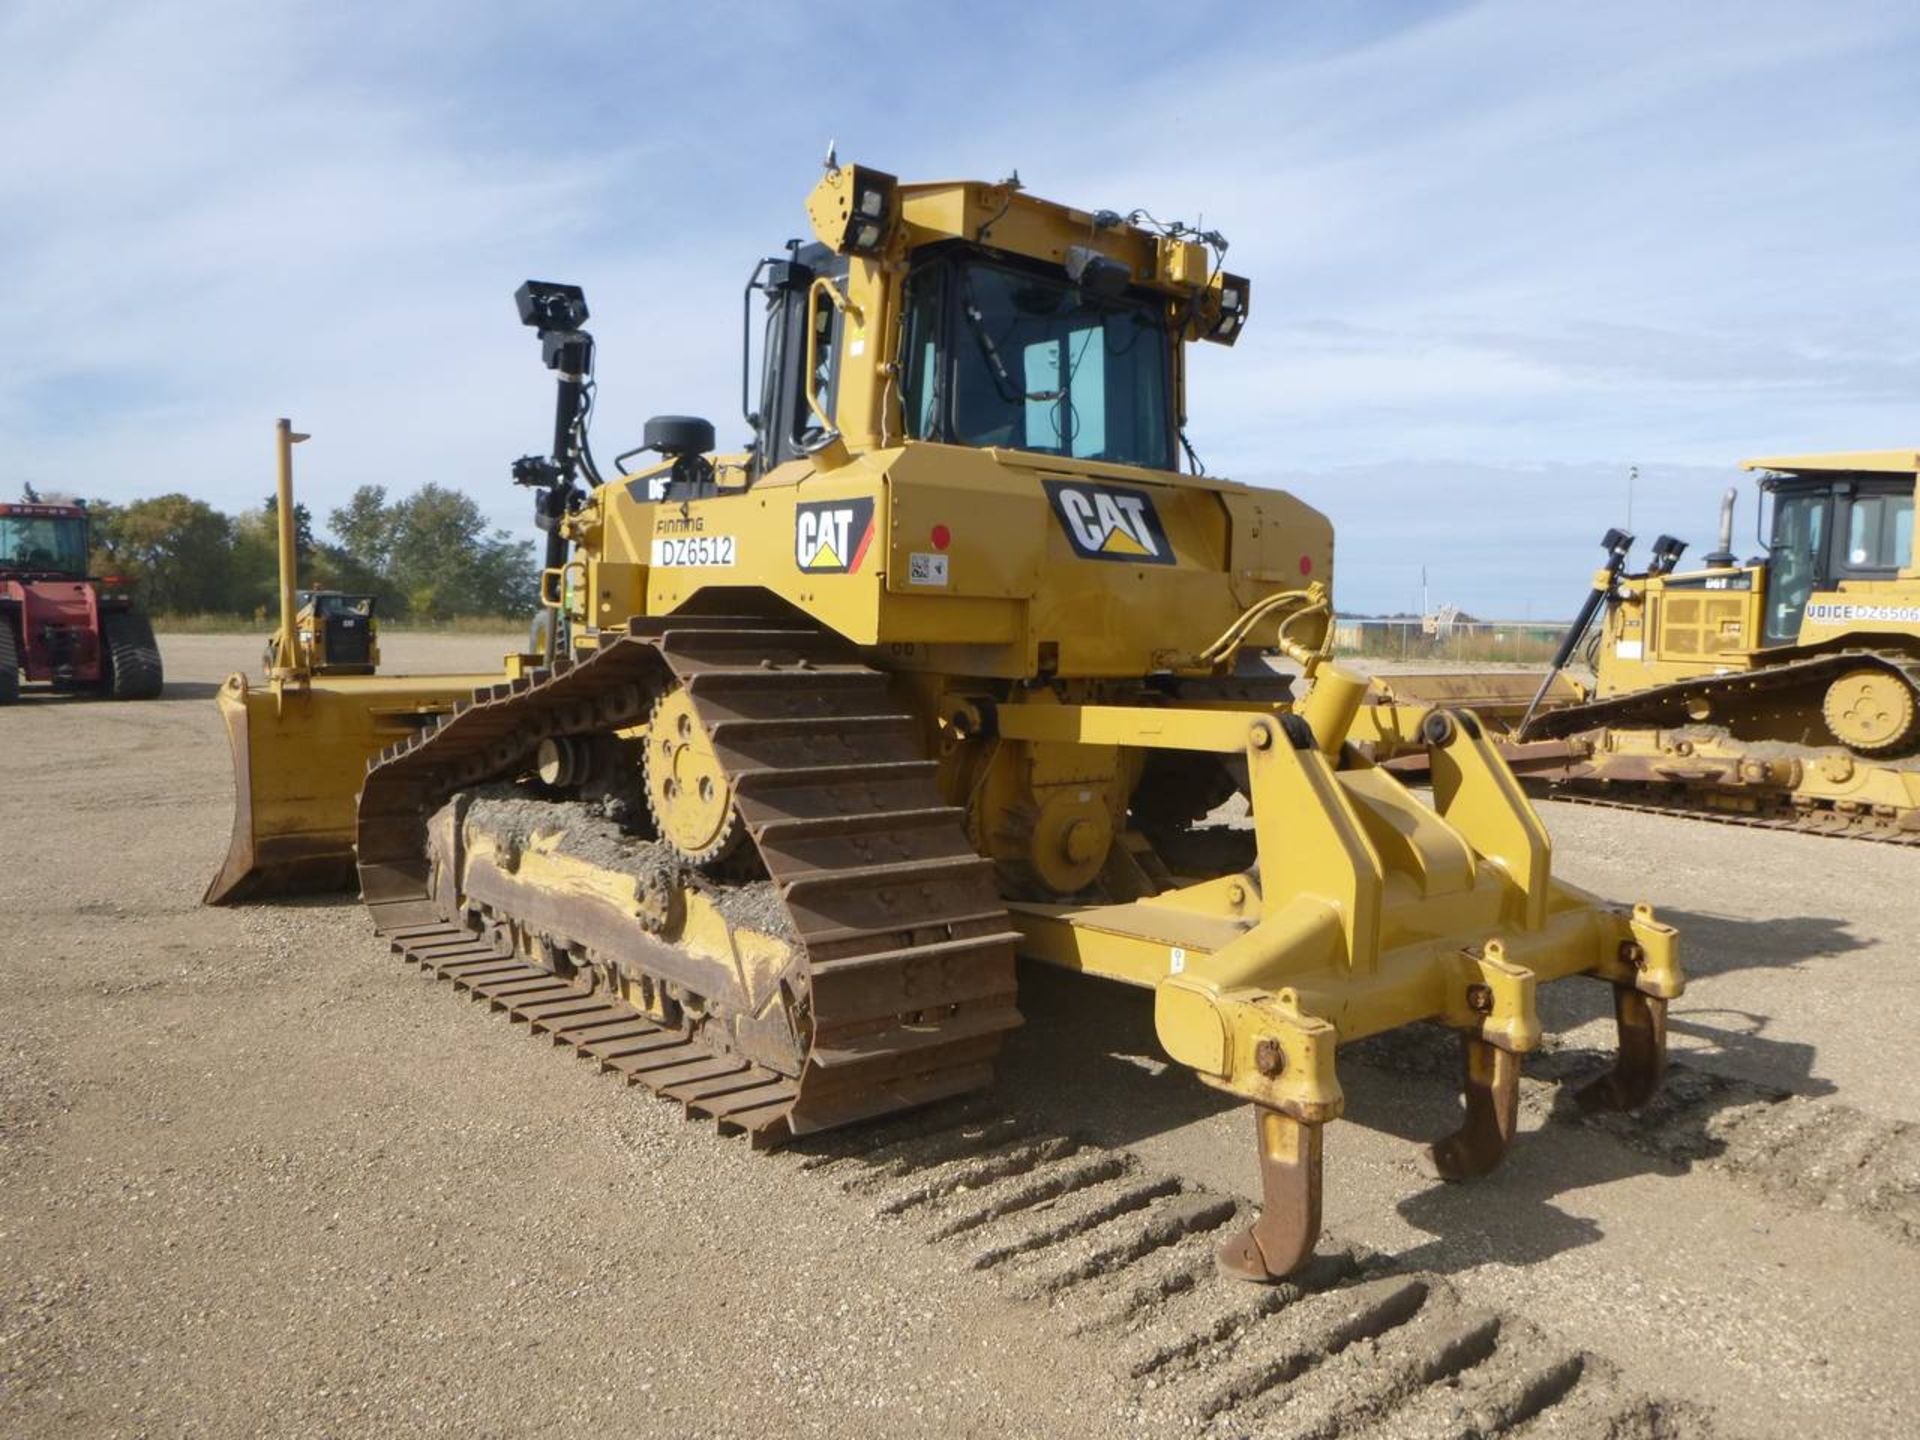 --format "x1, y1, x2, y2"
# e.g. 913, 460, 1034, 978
897, 245, 1178, 469
1756, 463, 1915, 643
727, 166, 1246, 493
751, 242, 1179, 477
301, 590, 379, 673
